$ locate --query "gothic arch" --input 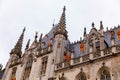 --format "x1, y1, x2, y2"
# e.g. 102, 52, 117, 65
58, 73, 69, 80
97, 66, 111, 80
76, 70, 87, 80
